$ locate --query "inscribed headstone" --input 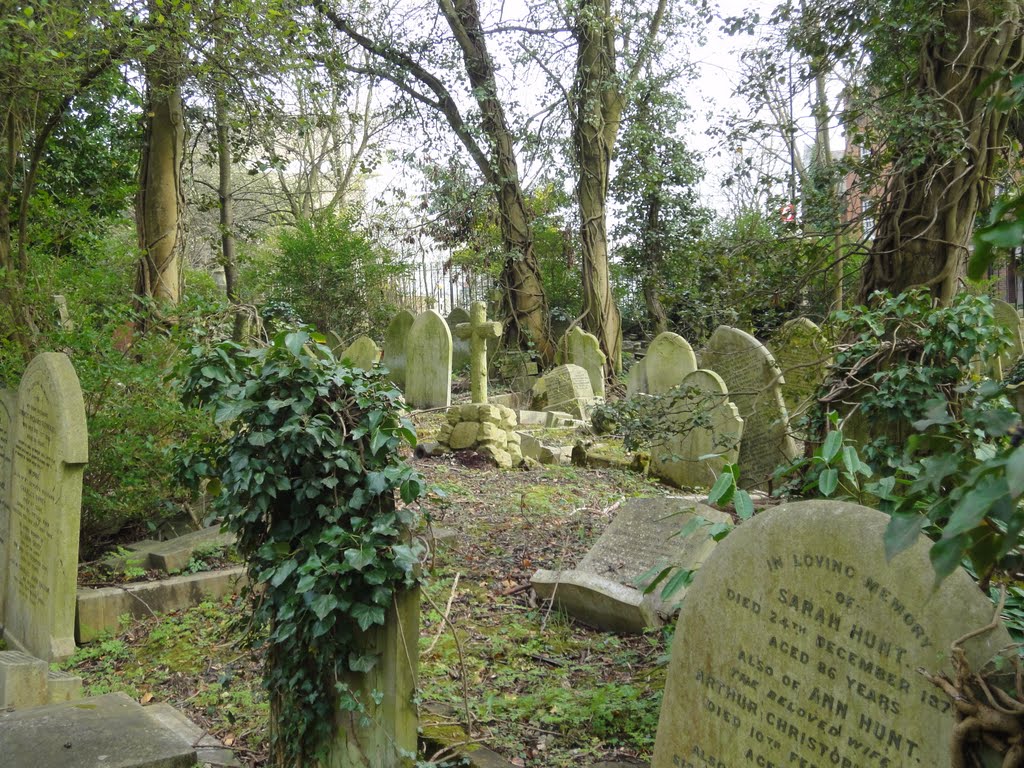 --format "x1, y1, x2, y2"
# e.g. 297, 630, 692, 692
0, 390, 14, 627
542, 364, 595, 419
992, 299, 1024, 378
644, 332, 697, 395
557, 327, 607, 398
2, 353, 88, 661
770, 317, 831, 423
650, 369, 744, 489
339, 335, 381, 371
405, 310, 453, 409
652, 499, 1011, 768
532, 498, 731, 633
700, 325, 797, 489
382, 310, 415, 389
447, 307, 471, 372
